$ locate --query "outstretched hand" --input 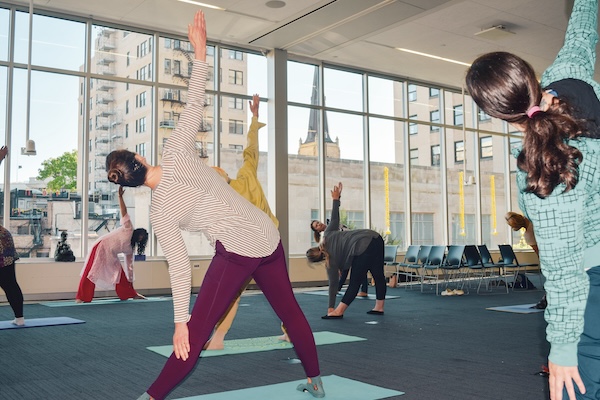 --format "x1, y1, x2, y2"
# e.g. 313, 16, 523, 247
118, 186, 125, 197
188, 10, 207, 61
548, 361, 585, 400
249, 94, 260, 118
331, 182, 343, 200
